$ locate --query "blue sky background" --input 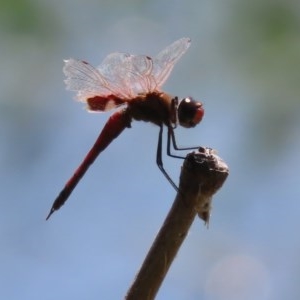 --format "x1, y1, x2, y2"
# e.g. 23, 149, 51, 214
1, 0, 300, 299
